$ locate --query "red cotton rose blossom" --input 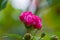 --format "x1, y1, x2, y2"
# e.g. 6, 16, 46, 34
32, 15, 42, 29
19, 11, 42, 29
20, 12, 33, 26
